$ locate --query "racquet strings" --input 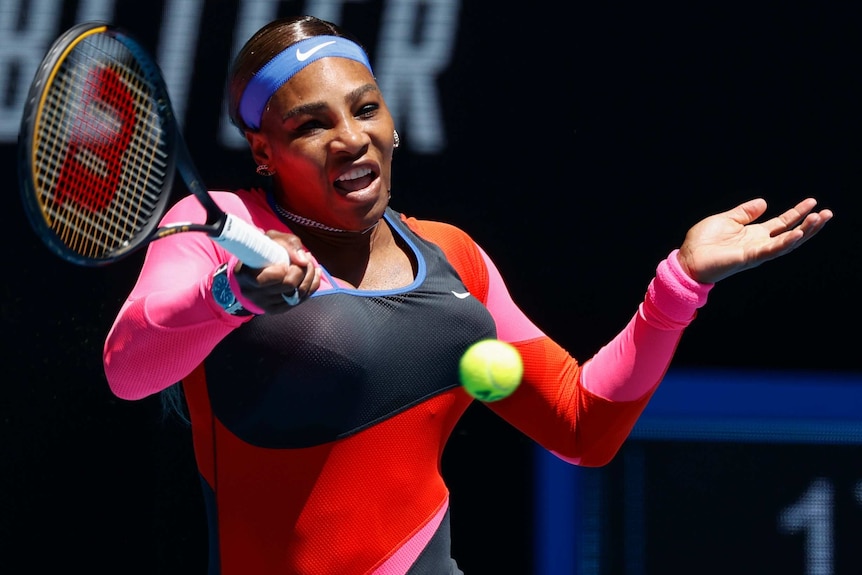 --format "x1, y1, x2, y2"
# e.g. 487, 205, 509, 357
32, 29, 170, 261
